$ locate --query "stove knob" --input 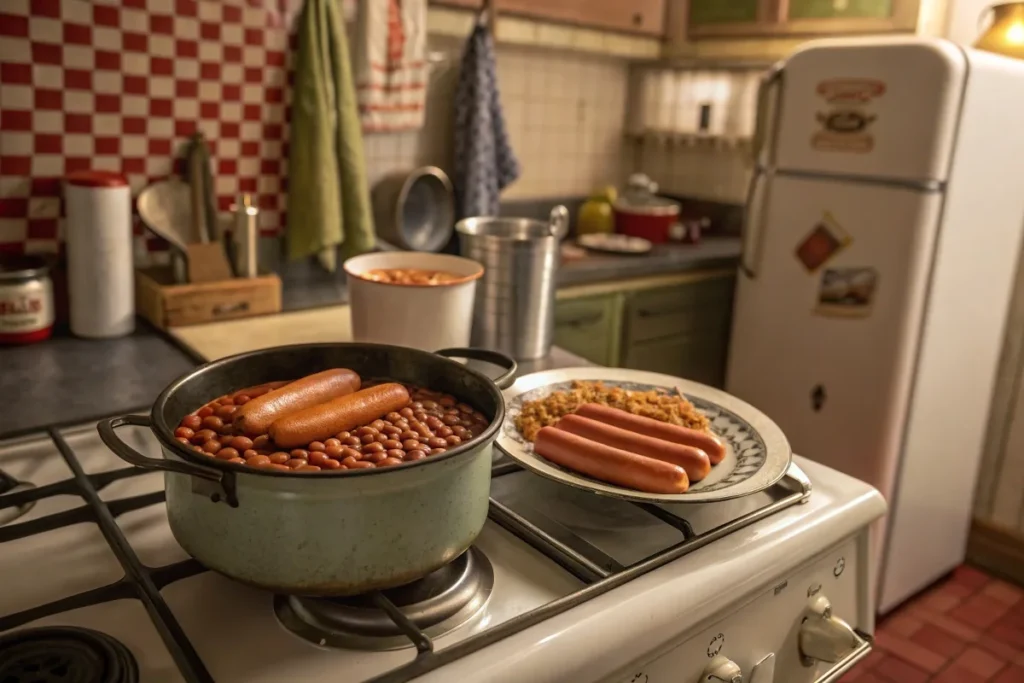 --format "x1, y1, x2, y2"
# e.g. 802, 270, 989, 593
798, 595, 859, 666
701, 655, 743, 682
